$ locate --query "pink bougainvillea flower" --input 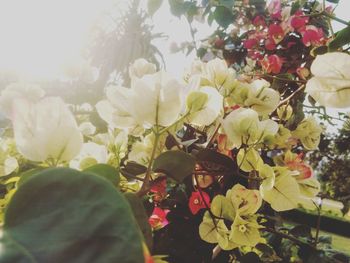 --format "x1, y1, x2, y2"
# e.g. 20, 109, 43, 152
188, 191, 210, 215
301, 26, 324, 46
267, 0, 282, 19
285, 153, 313, 180
150, 177, 167, 202
248, 50, 264, 60
290, 11, 309, 30
264, 38, 276, 51
268, 24, 285, 44
252, 15, 266, 27
260, 55, 283, 74
243, 38, 258, 49
149, 207, 169, 229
